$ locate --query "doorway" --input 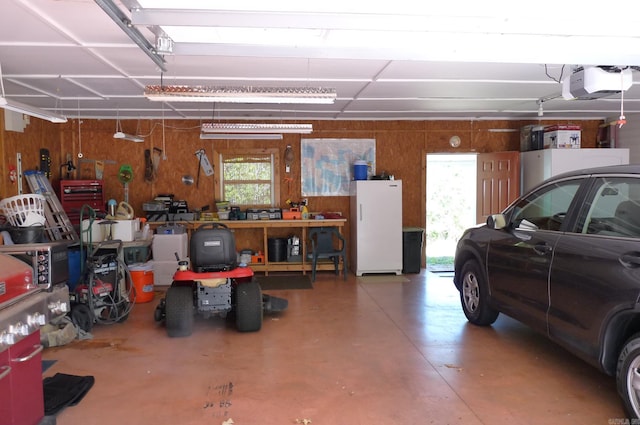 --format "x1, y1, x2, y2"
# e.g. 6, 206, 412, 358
425, 154, 477, 270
